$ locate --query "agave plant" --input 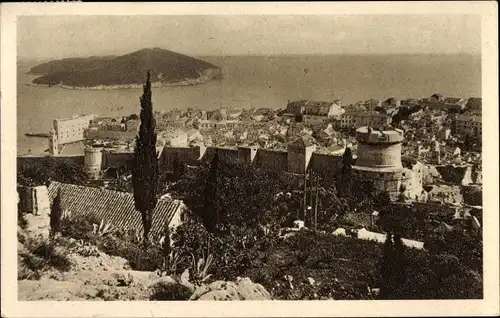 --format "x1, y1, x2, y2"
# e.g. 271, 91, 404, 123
189, 250, 214, 286
163, 249, 185, 275
61, 210, 72, 222
92, 219, 114, 237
